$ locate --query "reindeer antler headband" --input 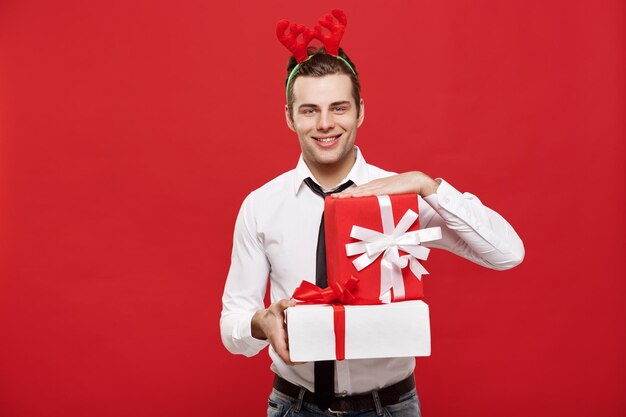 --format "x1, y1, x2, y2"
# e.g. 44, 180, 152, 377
276, 9, 357, 101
